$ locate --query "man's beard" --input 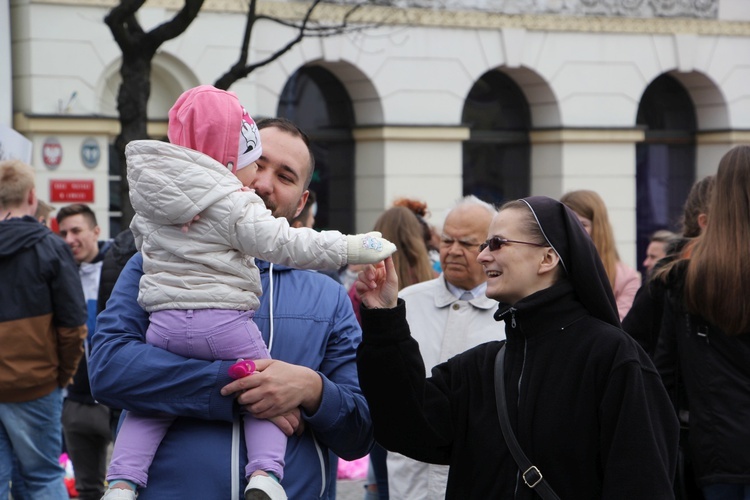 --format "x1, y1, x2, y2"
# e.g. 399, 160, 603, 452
257, 194, 296, 223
